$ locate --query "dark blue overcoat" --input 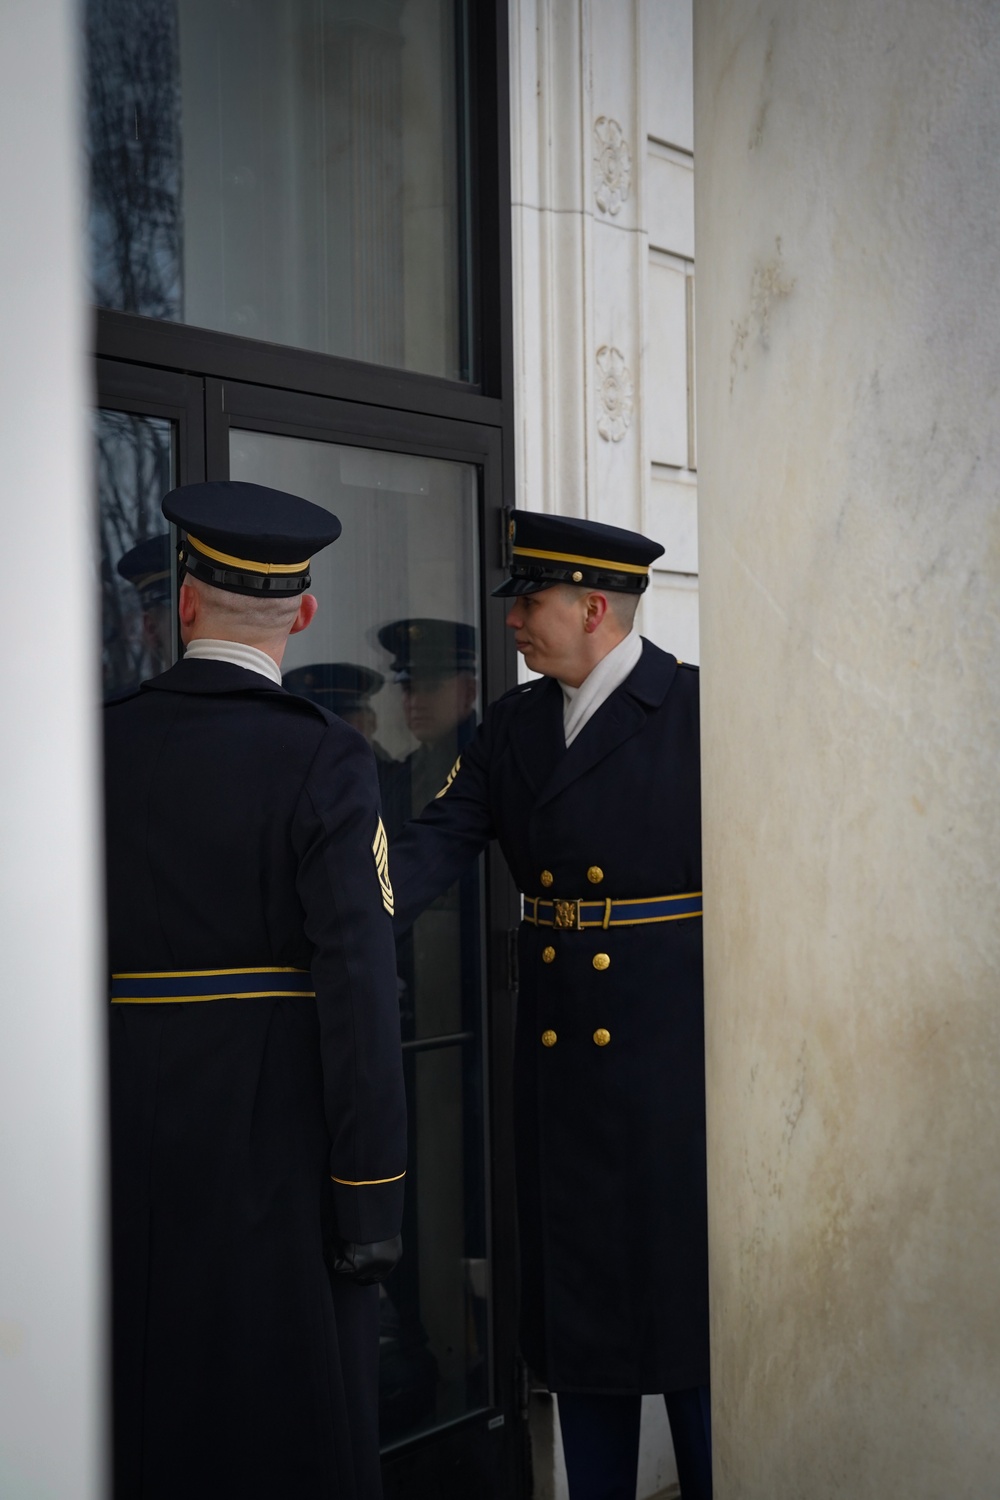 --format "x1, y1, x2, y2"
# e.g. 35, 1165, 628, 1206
390, 640, 708, 1394
104, 658, 407, 1500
